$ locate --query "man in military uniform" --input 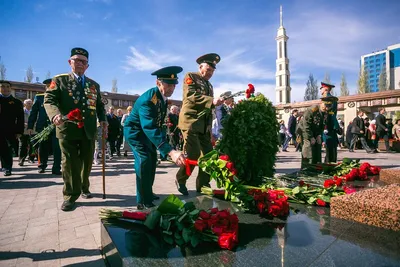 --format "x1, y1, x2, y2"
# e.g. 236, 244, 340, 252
0, 80, 24, 176
176, 53, 224, 195
27, 79, 62, 174
319, 82, 341, 163
124, 66, 186, 210
299, 97, 333, 168
44, 48, 107, 211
